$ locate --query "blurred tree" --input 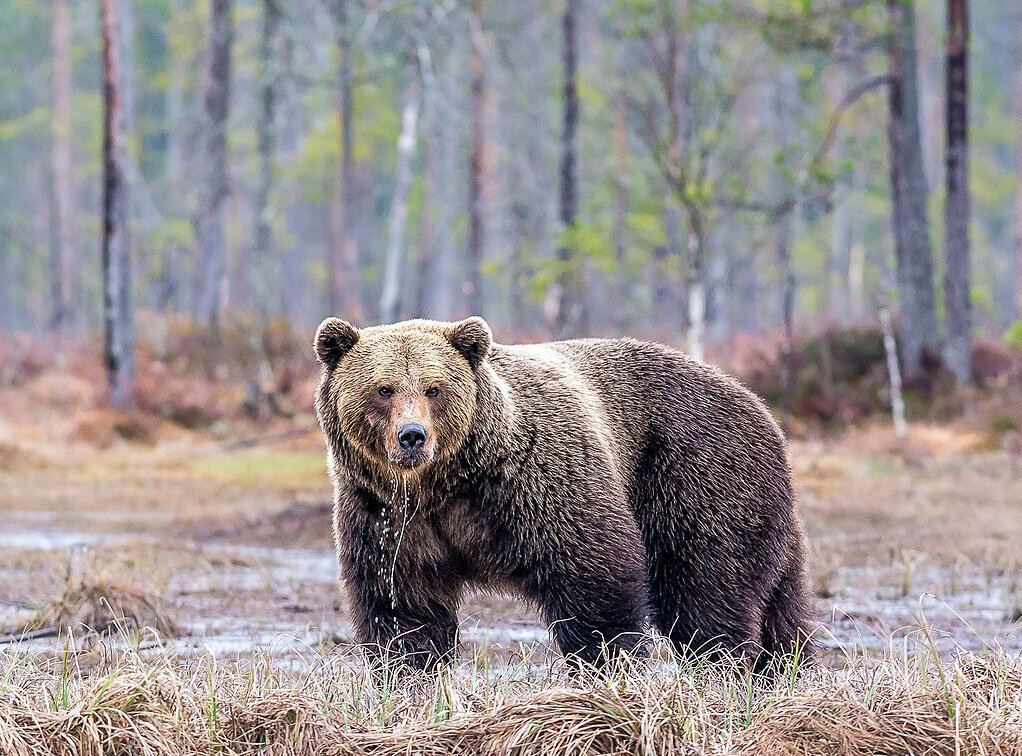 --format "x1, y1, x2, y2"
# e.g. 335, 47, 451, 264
465, 0, 485, 318
0, 0, 1019, 357
624, 0, 726, 359
379, 82, 419, 324
552, 0, 585, 339
100, 0, 134, 408
942, 0, 970, 382
612, 88, 630, 332
326, 0, 361, 322
887, 0, 939, 381
1015, 18, 1022, 322
51, 0, 76, 333
253, 0, 281, 313
194, 0, 233, 329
